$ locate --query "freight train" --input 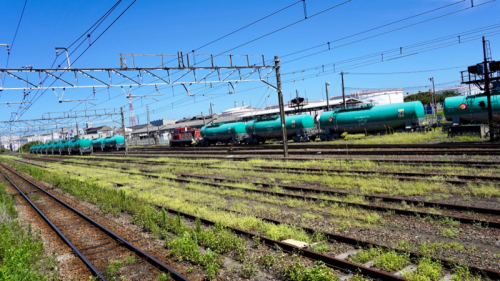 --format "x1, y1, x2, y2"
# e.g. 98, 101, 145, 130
30, 101, 426, 154
30, 135, 125, 155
